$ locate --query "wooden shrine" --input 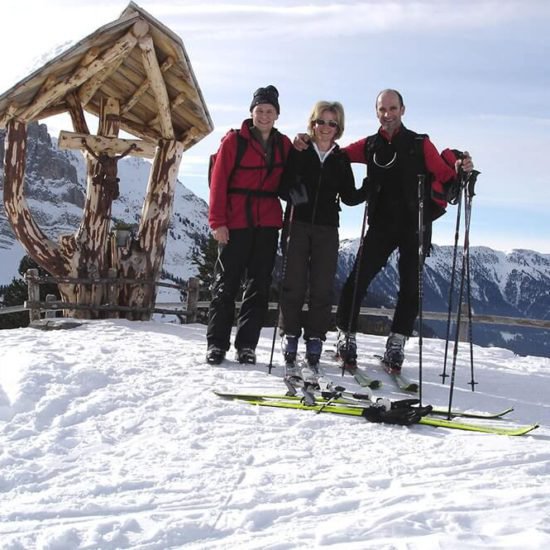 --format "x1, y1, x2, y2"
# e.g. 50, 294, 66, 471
0, 2, 213, 320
